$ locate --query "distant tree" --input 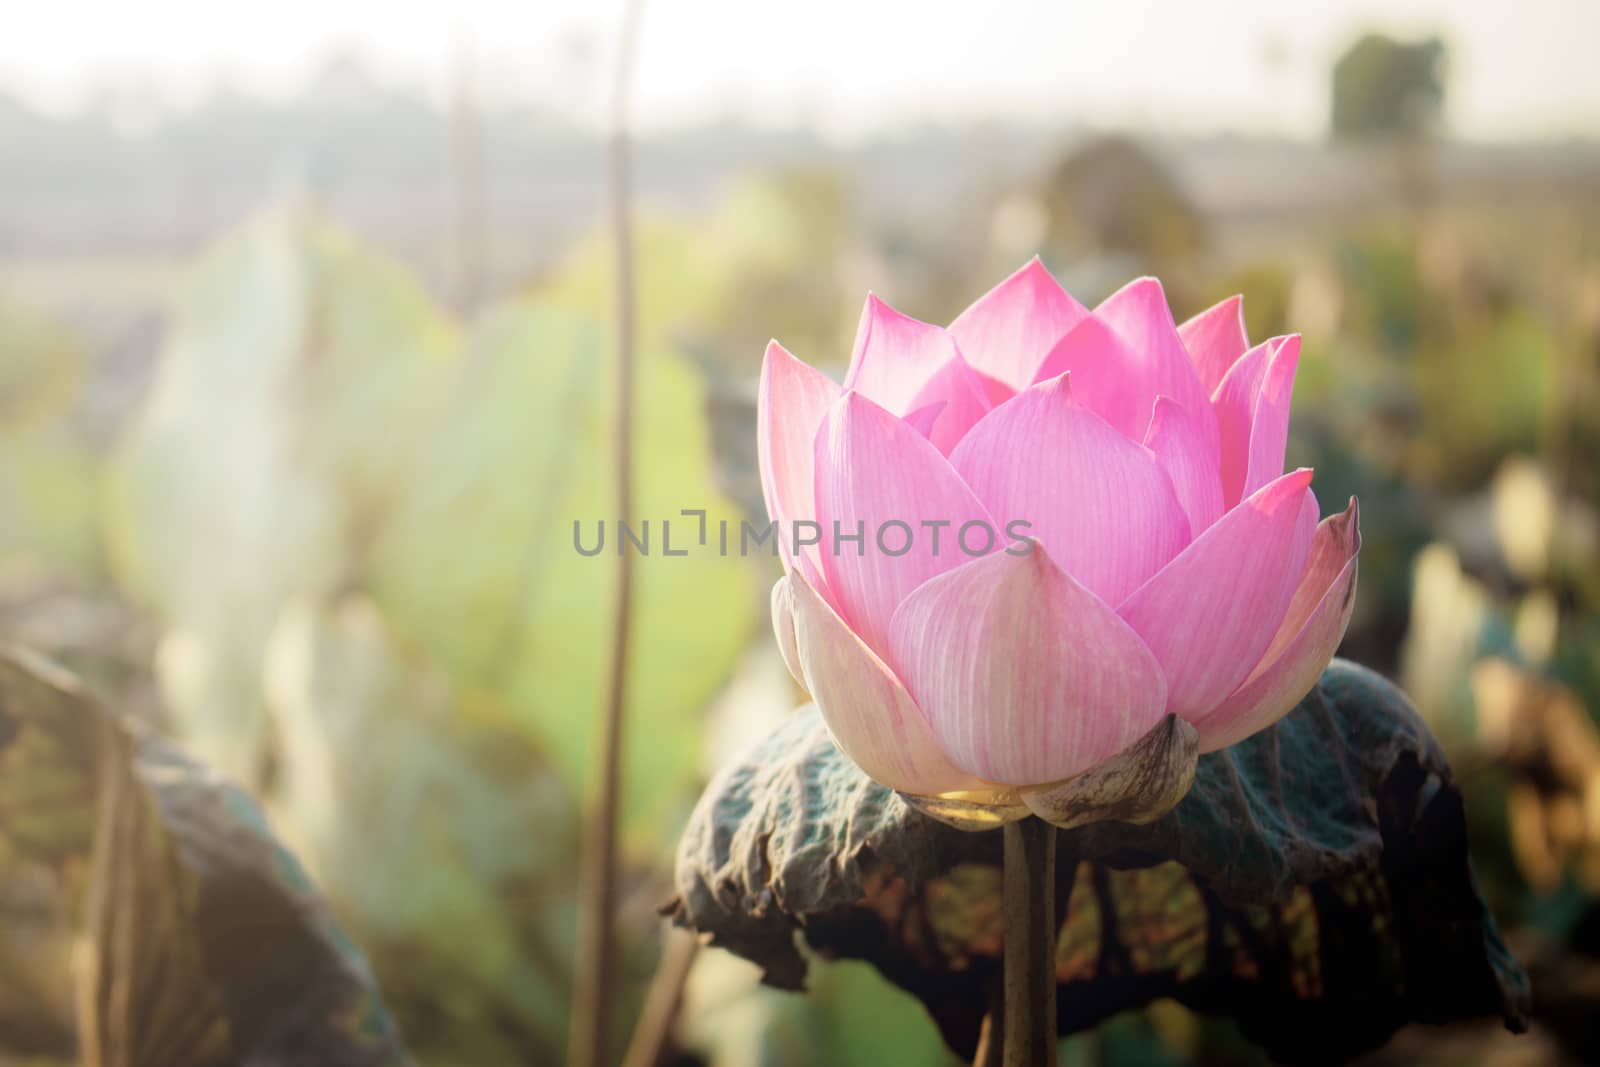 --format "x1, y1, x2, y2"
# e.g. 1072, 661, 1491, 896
1331, 33, 1447, 140
1036, 135, 1204, 270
